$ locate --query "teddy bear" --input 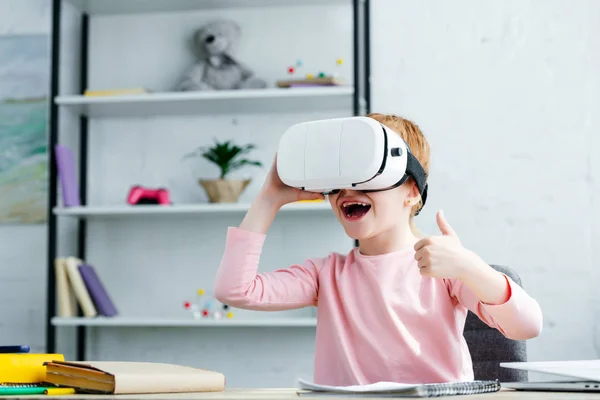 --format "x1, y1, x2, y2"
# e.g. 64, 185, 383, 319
175, 20, 267, 91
